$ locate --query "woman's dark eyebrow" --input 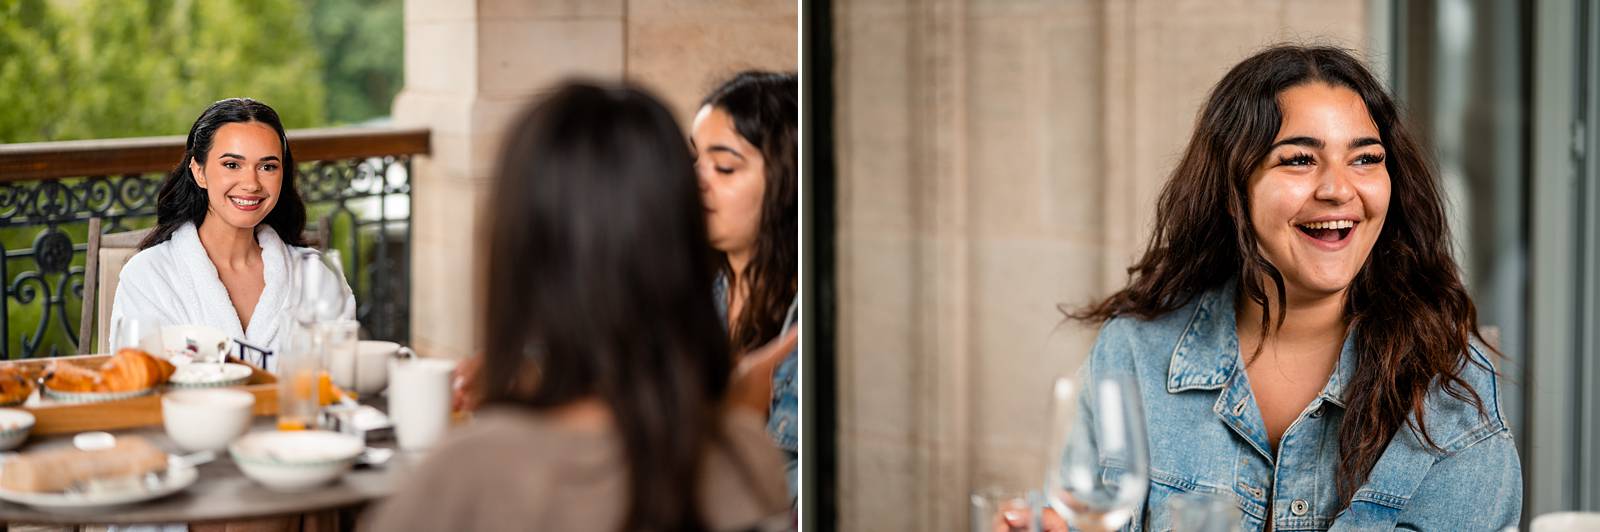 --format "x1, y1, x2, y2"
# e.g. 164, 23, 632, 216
219, 153, 281, 162
1269, 136, 1322, 150
707, 145, 745, 160
1269, 136, 1383, 150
